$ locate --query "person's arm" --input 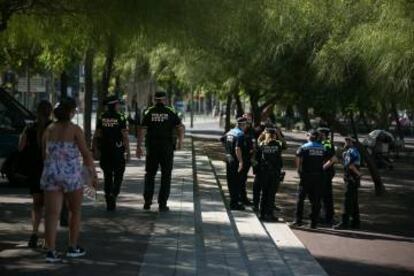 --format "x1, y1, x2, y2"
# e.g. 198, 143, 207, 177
75, 125, 98, 187
349, 163, 362, 178
122, 129, 130, 160
295, 156, 302, 174
136, 126, 146, 159
41, 127, 49, 160
323, 155, 338, 170
176, 124, 184, 150
236, 146, 243, 172
295, 146, 303, 175
120, 116, 130, 160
